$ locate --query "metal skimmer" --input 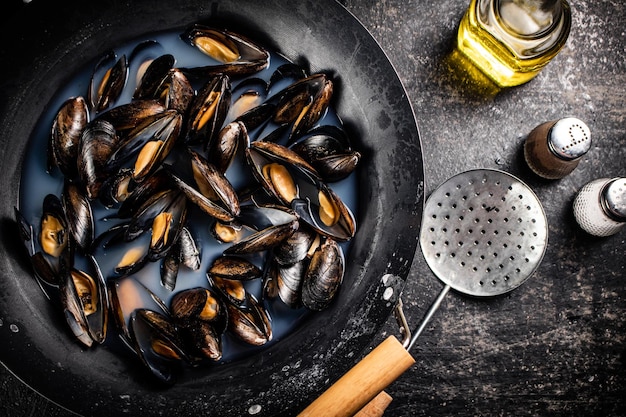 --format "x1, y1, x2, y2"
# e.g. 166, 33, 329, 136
406, 169, 548, 351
